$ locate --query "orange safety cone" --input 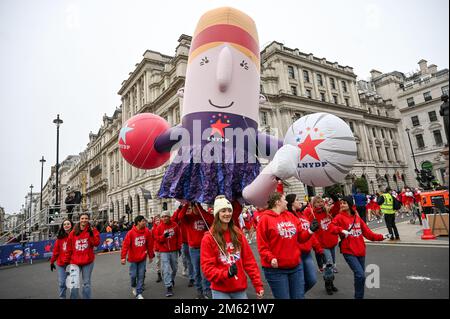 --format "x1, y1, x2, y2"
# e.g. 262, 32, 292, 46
421, 213, 437, 240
